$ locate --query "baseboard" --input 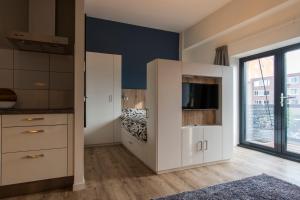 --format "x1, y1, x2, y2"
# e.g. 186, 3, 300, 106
84, 142, 121, 148
121, 142, 232, 175
120, 144, 157, 174
0, 176, 73, 199
72, 180, 86, 191
156, 159, 231, 174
